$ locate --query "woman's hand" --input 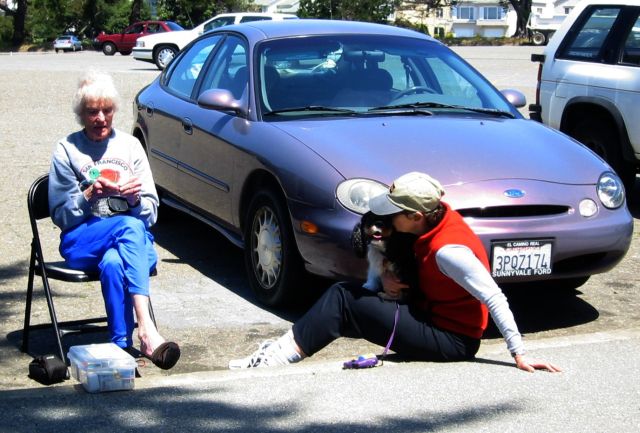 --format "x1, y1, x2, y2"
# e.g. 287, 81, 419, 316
380, 270, 410, 299
119, 177, 142, 206
83, 176, 120, 201
514, 354, 562, 373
